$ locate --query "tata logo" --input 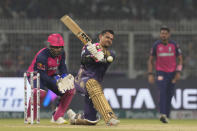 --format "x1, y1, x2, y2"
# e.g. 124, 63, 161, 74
172, 89, 197, 109
104, 88, 155, 109
104, 88, 197, 110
